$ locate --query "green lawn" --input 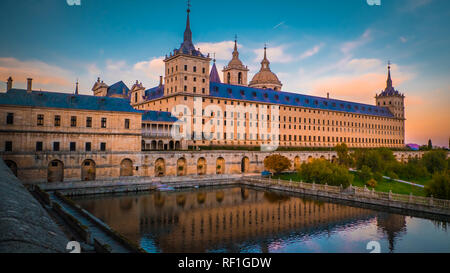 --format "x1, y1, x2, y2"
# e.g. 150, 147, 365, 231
272, 172, 427, 197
